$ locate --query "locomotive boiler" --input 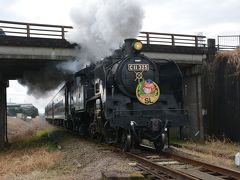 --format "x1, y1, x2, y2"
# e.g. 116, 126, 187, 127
45, 39, 188, 151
